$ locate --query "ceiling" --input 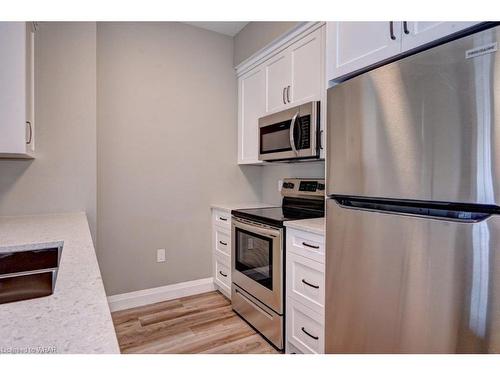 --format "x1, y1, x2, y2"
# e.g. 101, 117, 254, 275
183, 22, 248, 37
